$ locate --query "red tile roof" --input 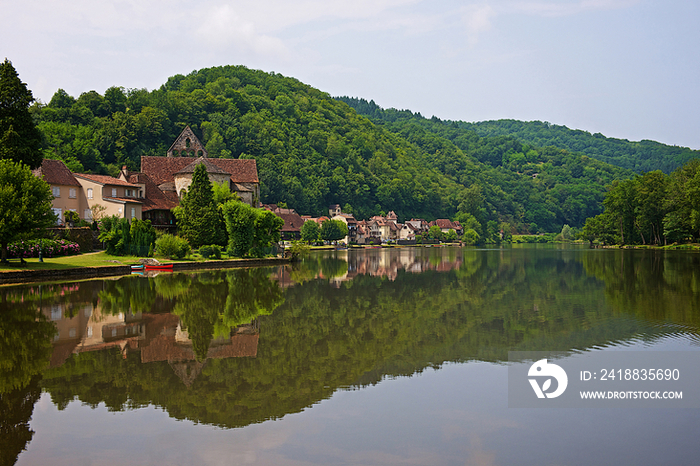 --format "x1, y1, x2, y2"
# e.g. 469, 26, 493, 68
33, 159, 81, 186
141, 156, 258, 186
74, 173, 141, 187
175, 157, 230, 175
430, 219, 462, 230
127, 173, 178, 212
